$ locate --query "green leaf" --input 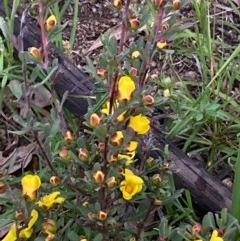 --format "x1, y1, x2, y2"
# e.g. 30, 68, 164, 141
67, 231, 80, 241
93, 233, 103, 241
